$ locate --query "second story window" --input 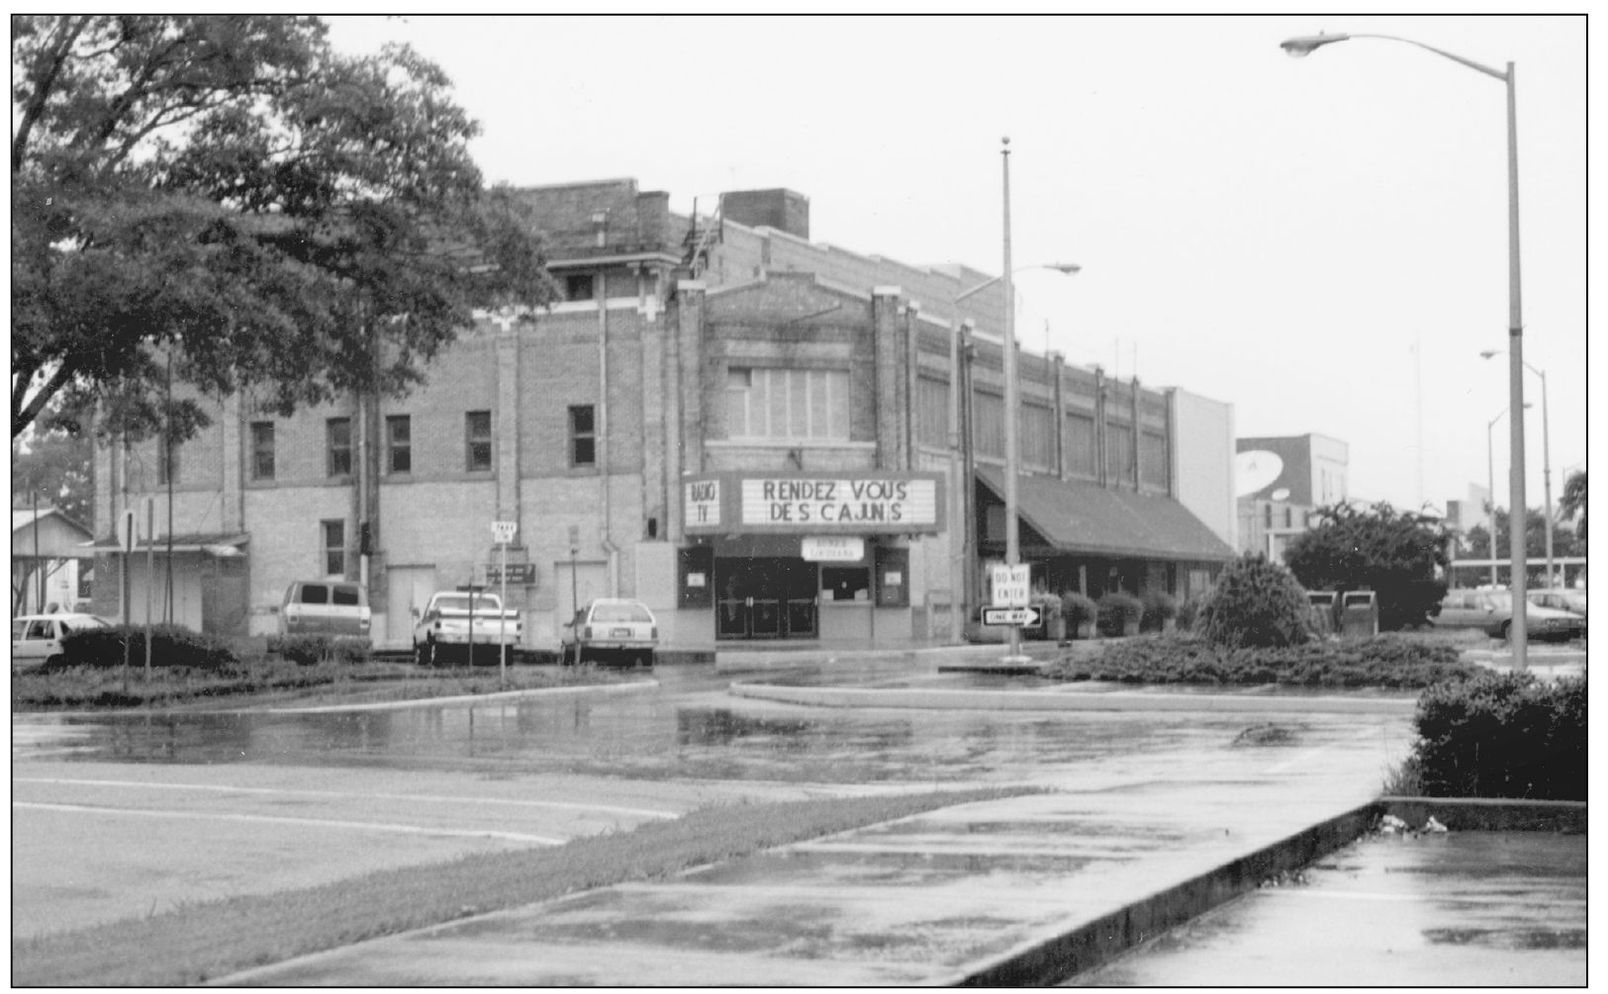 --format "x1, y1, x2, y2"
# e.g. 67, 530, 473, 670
250, 422, 275, 480
465, 410, 492, 472
327, 417, 352, 477
569, 405, 596, 468
725, 367, 850, 441
386, 415, 411, 474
